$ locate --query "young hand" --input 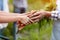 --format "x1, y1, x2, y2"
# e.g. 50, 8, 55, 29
17, 10, 46, 30
17, 10, 37, 30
